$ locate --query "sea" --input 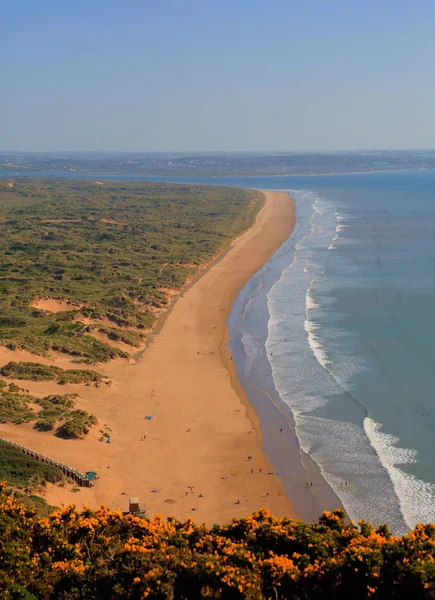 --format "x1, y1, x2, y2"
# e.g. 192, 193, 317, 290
3, 169, 435, 533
